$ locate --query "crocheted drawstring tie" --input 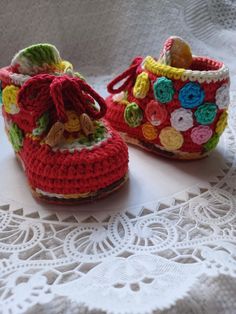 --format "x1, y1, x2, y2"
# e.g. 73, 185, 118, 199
107, 57, 143, 94
17, 74, 107, 123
